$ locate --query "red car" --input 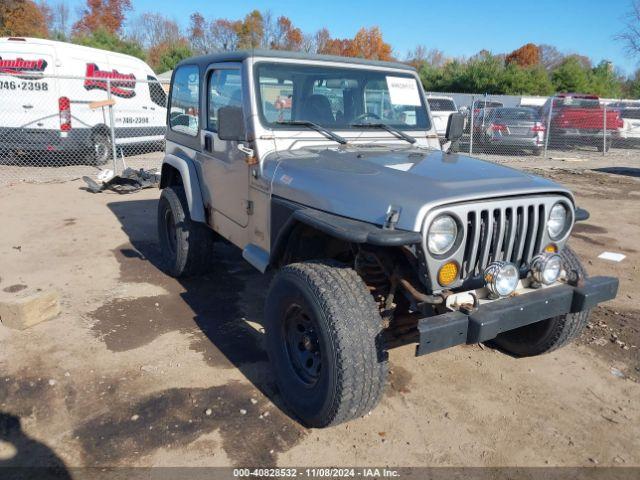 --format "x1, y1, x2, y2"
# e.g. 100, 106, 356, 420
542, 94, 623, 152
